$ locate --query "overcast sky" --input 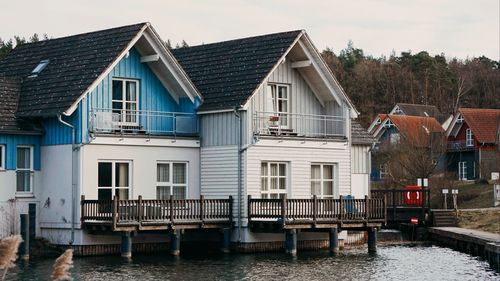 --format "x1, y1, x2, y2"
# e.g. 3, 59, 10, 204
0, 0, 498, 60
